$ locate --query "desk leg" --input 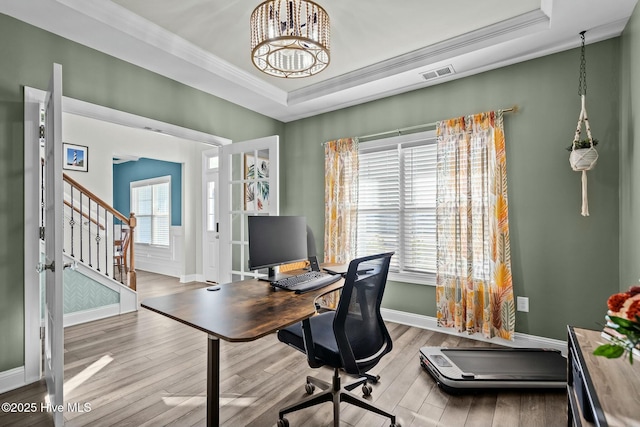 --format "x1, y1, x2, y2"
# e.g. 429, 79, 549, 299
207, 335, 220, 427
